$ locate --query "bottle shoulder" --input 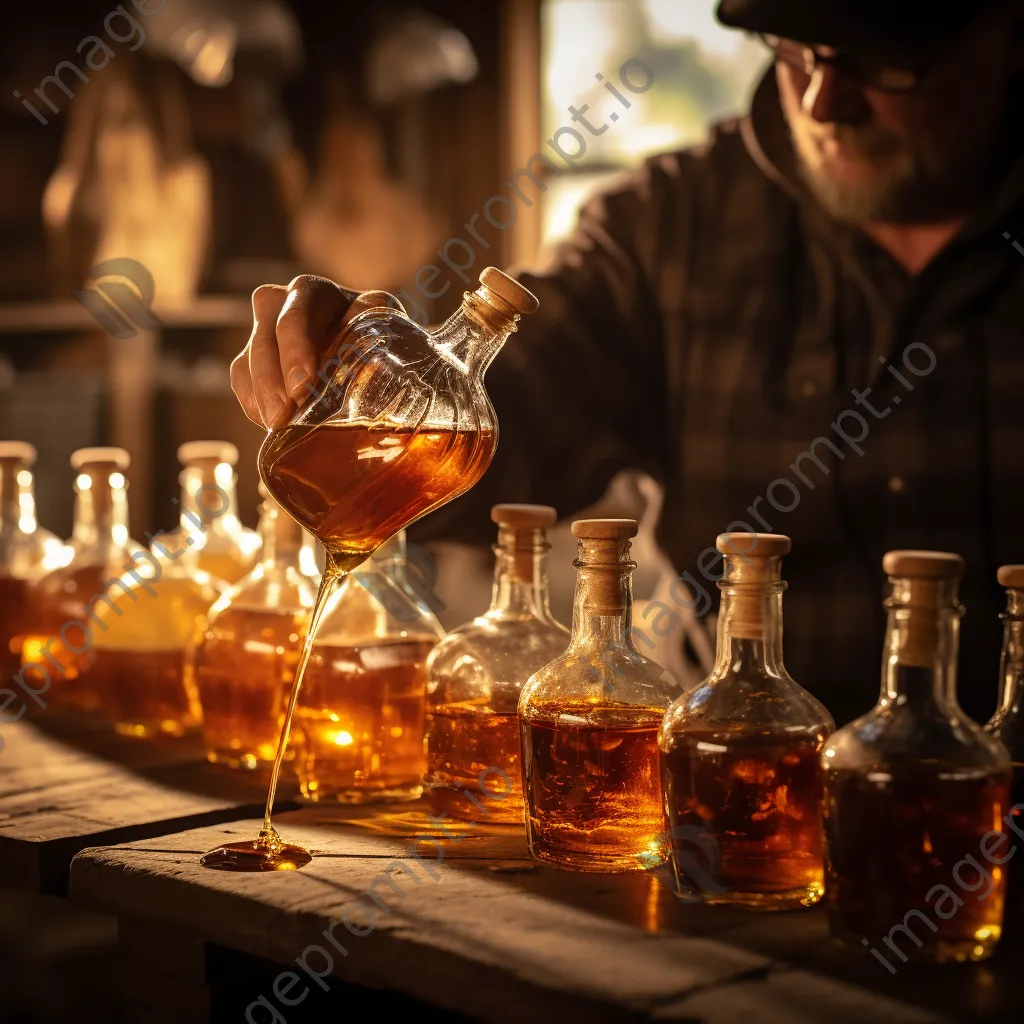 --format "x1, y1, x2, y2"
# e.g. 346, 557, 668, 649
518, 641, 679, 717
210, 564, 318, 618
661, 668, 834, 739
824, 703, 1012, 775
